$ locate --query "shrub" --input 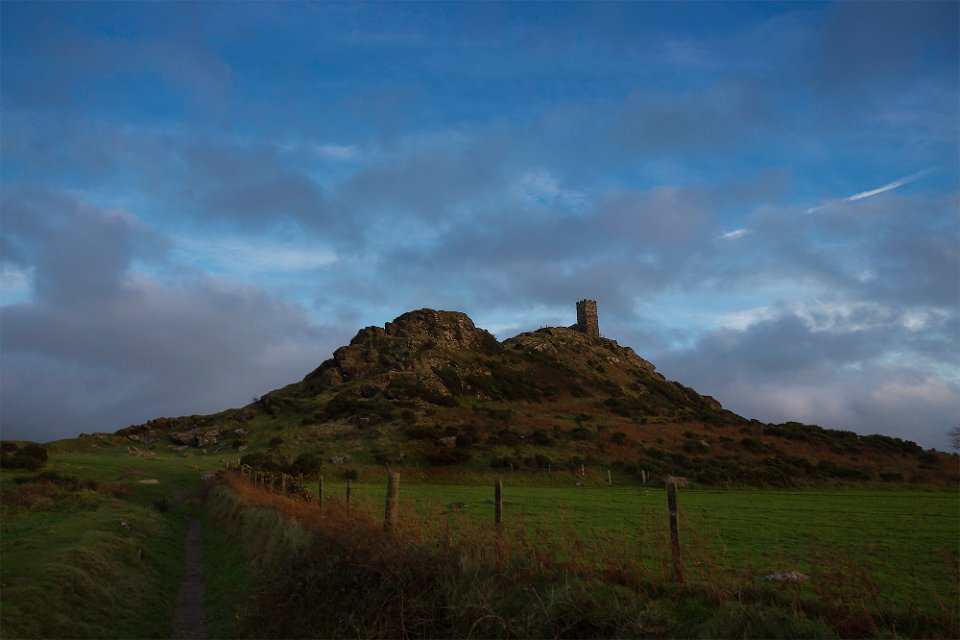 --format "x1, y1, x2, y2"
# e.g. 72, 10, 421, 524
289, 452, 323, 476
569, 426, 596, 441
14, 471, 81, 489
533, 453, 552, 468
404, 426, 438, 441
2, 442, 48, 471
241, 450, 290, 473
424, 449, 471, 467
683, 439, 710, 454
486, 428, 521, 447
